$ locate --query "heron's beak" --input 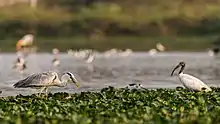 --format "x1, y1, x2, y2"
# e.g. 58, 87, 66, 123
70, 77, 80, 88
171, 64, 180, 76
